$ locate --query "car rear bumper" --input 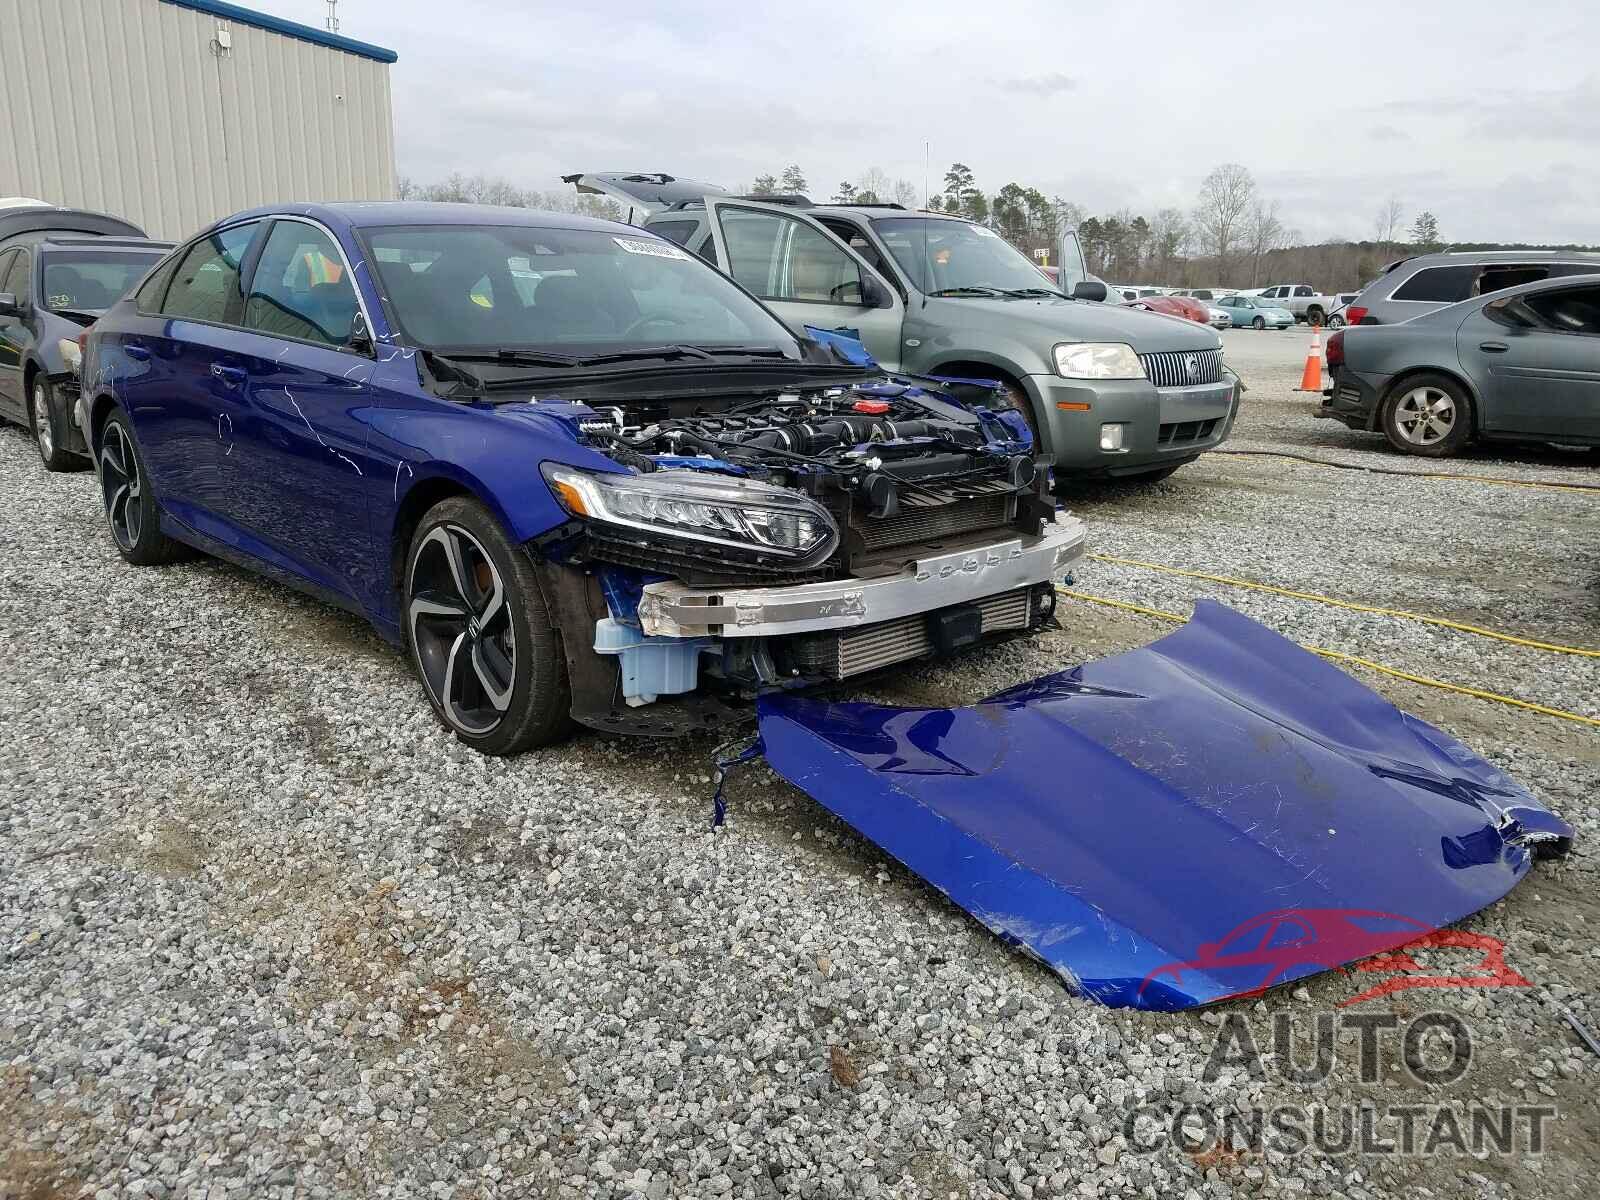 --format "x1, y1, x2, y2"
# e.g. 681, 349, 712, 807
1316, 368, 1388, 430
635, 517, 1087, 638
1033, 374, 1238, 476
